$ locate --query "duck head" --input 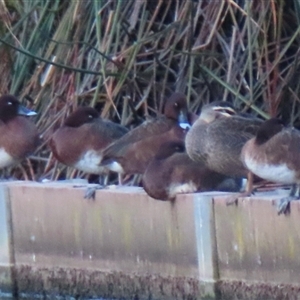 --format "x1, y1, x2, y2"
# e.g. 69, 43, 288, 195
0, 95, 37, 123
255, 118, 285, 145
163, 93, 190, 129
64, 107, 100, 128
199, 101, 236, 124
